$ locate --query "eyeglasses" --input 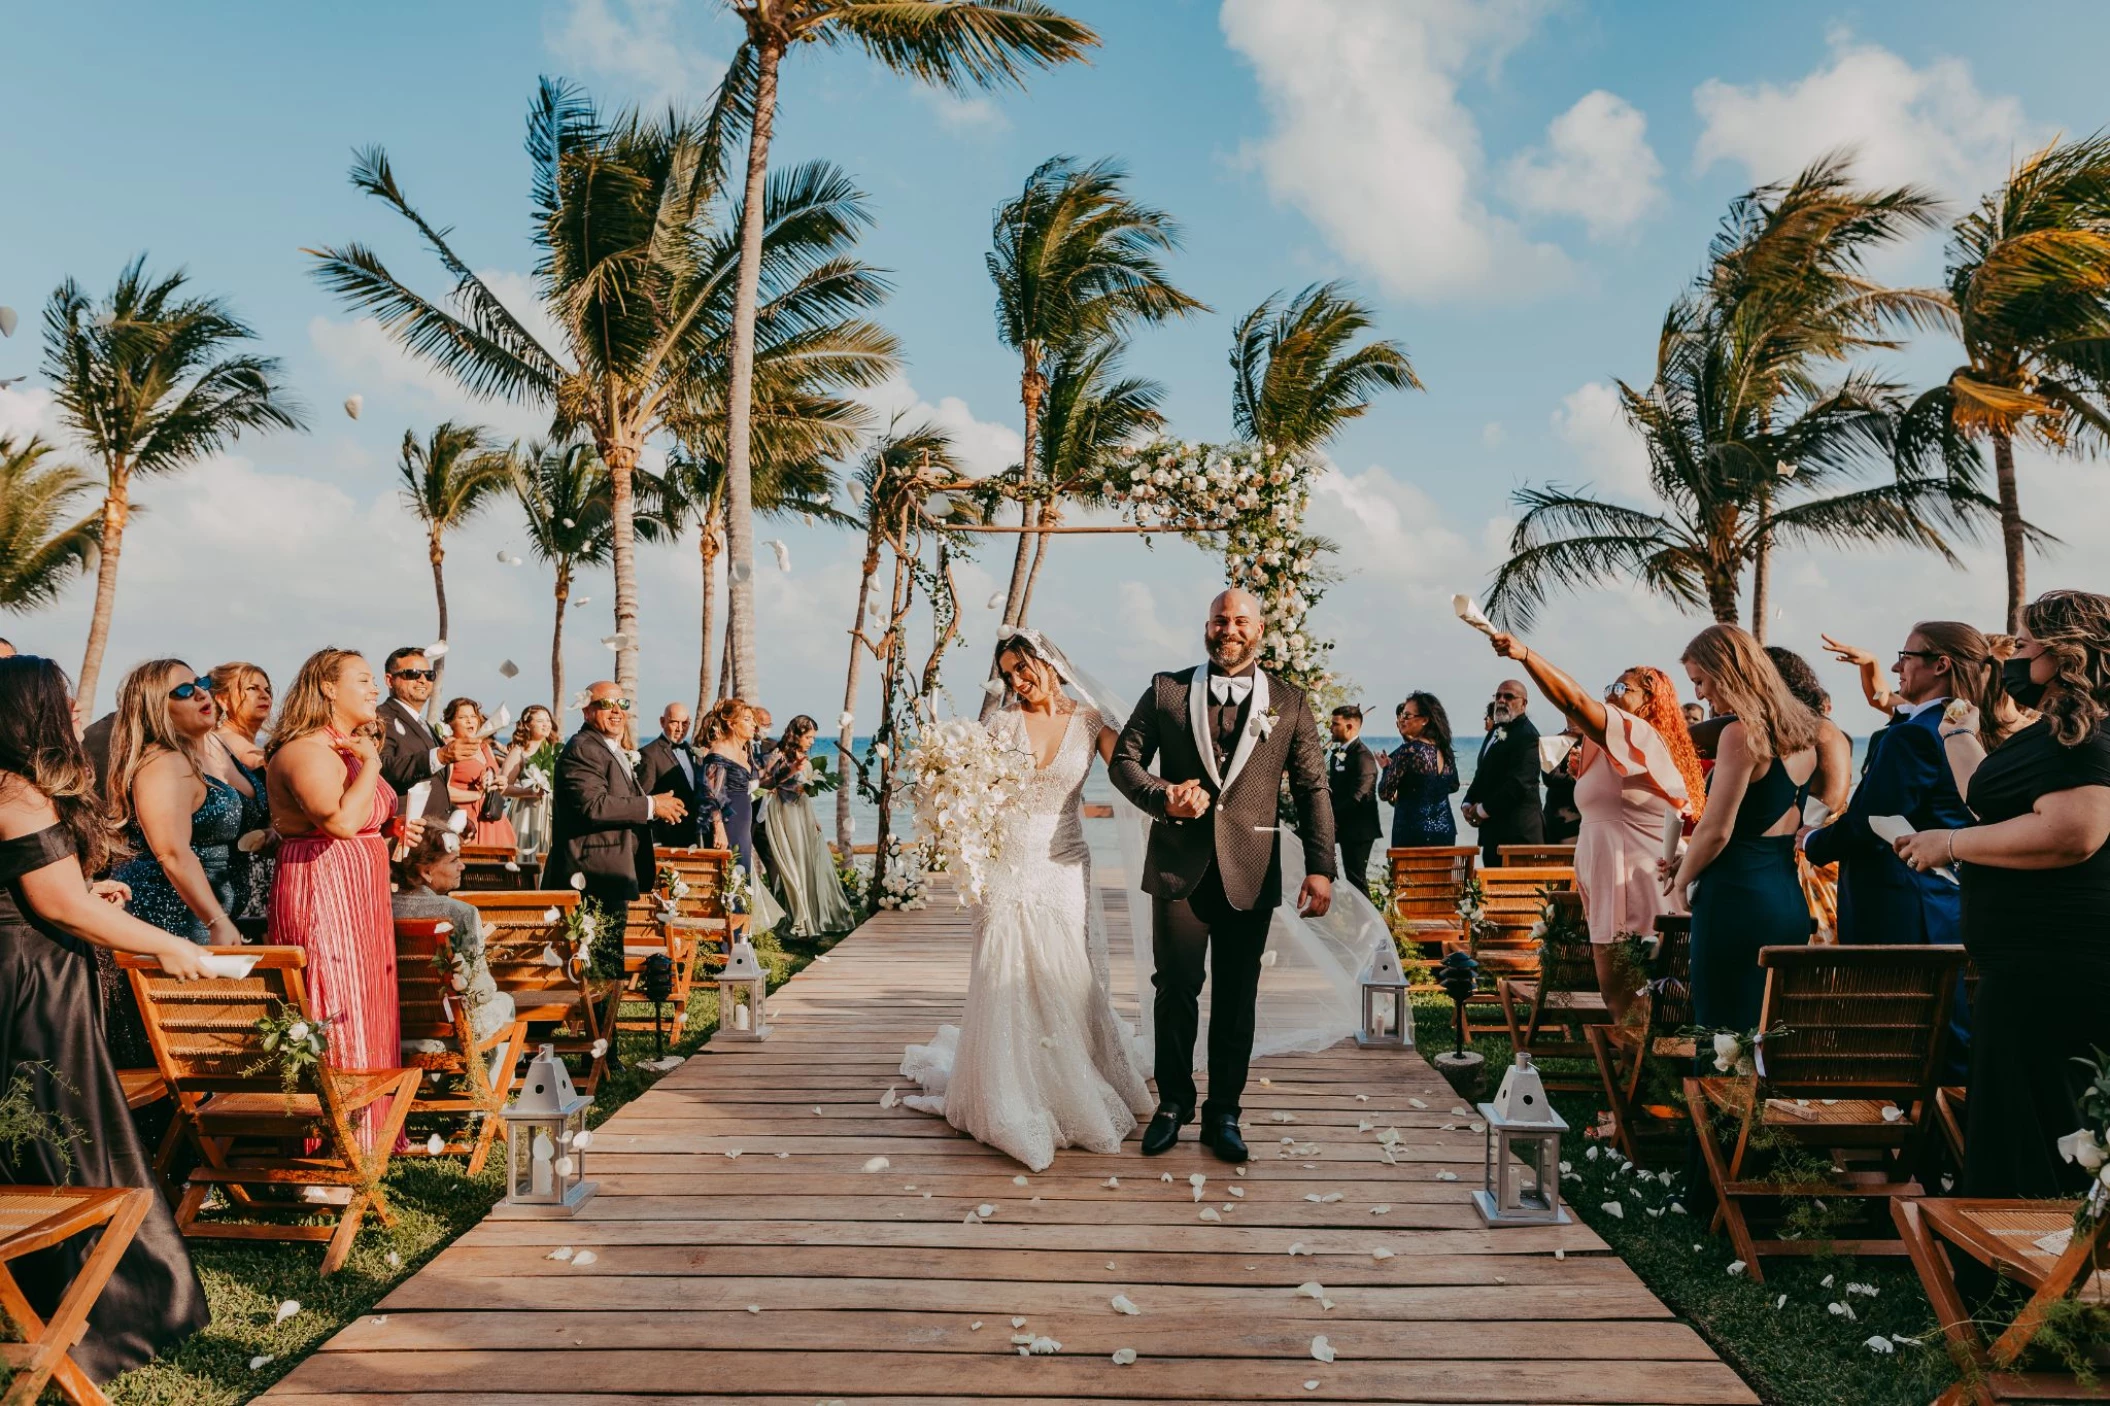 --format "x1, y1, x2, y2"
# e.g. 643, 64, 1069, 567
588, 697, 633, 713
167, 676, 214, 701
391, 668, 436, 681
1895, 650, 1944, 665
